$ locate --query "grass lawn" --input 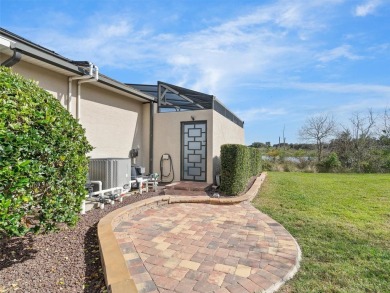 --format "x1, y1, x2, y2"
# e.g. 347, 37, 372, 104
252, 172, 390, 293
